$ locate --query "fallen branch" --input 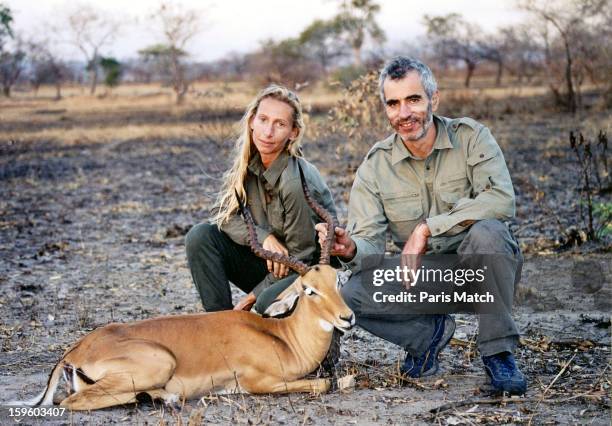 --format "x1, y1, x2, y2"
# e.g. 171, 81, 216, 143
542, 352, 577, 396
349, 360, 431, 390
